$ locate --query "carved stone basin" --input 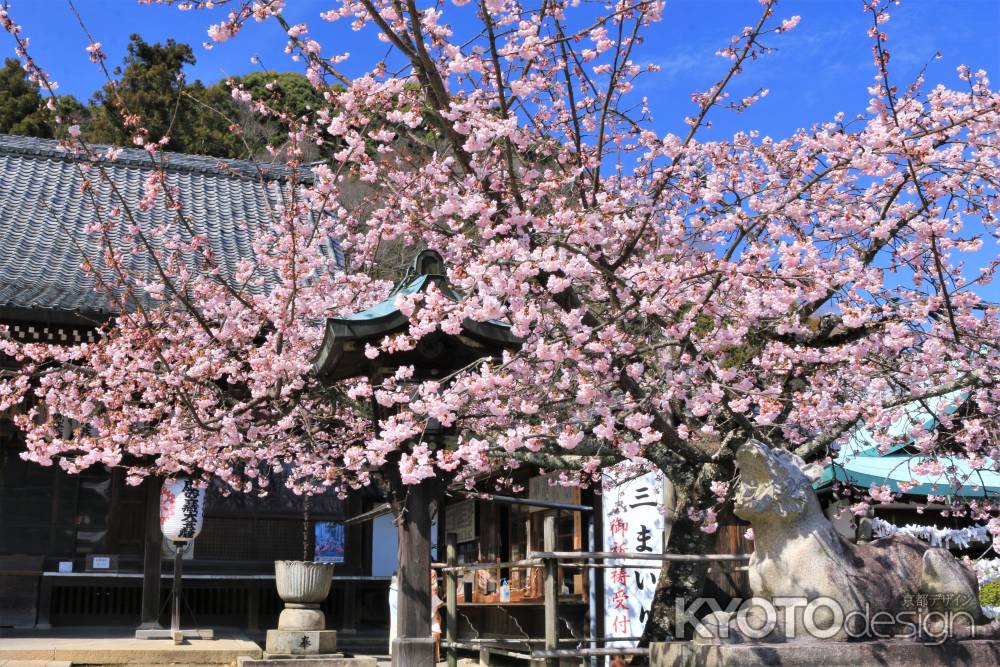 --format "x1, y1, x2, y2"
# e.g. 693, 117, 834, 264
274, 560, 335, 630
